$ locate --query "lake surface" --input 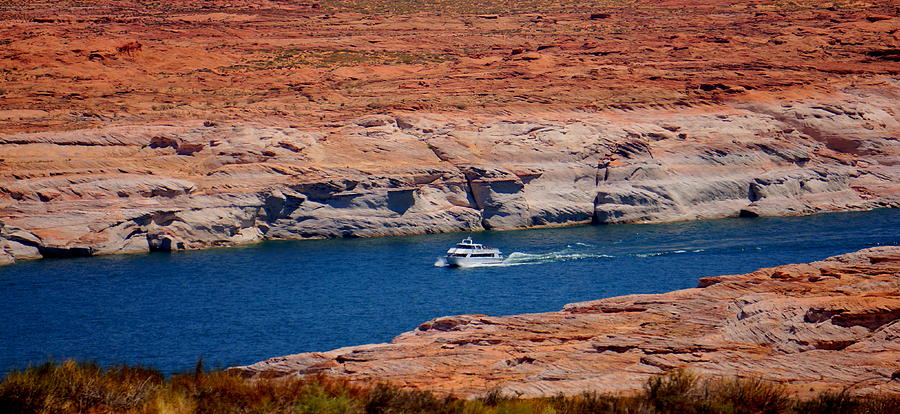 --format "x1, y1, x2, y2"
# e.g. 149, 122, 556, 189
1, 209, 898, 376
